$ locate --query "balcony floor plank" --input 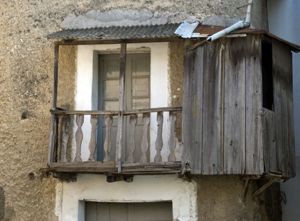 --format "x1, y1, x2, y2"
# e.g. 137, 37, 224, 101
48, 161, 182, 174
